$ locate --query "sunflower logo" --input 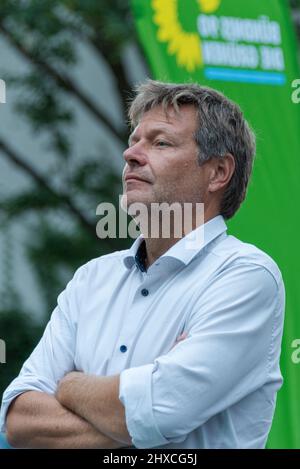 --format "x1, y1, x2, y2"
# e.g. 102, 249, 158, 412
152, 0, 221, 72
